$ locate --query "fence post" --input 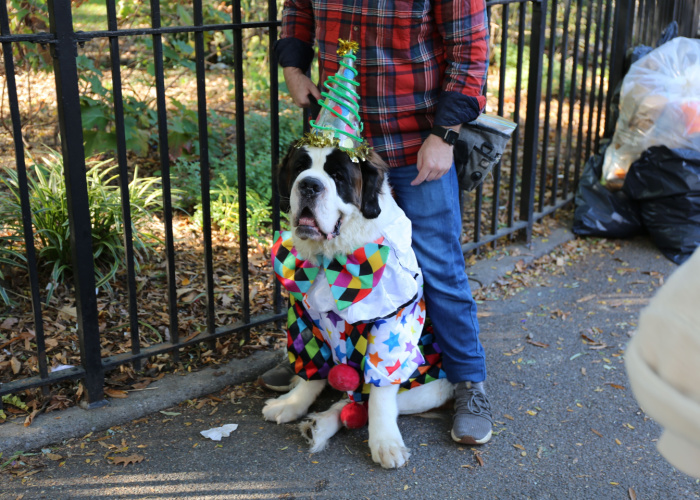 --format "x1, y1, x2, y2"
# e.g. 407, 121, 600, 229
519, 0, 546, 242
605, 0, 633, 138
47, 0, 106, 408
